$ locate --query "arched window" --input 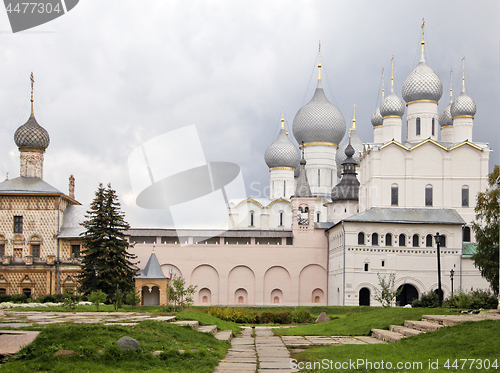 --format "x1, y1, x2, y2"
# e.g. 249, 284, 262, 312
425, 185, 433, 206
432, 118, 435, 136
416, 117, 421, 135
364, 263, 369, 271
358, 232, 365, 245
385, 233, 392, 246
250, 211, 254, 227
412, 234, 419, 247
426, 234, 433, 247
279, 211, 283, 227
316, 212, 320, 223
463, 226, 471, 242
441, 235, 447, 247
391, 184, 398, 206
372, 233, 379, 246
283, 181, 286, 196
399, 233, 406, 247
462, 186, 469, 207
0, 288, 6, 295
318, 169, 321, 187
